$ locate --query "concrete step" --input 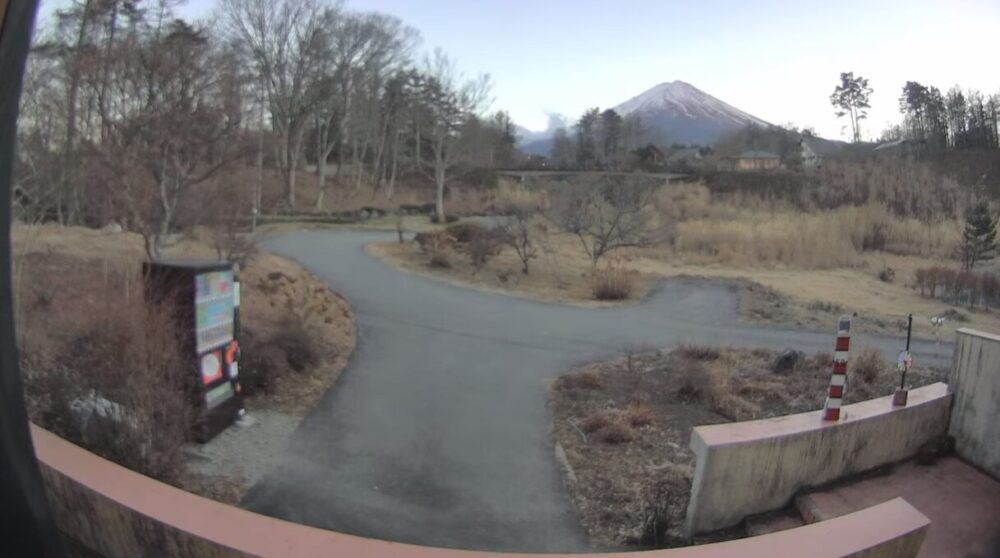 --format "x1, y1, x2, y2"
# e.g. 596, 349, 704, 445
744, 508, 806, 537
796, 487, 882, 524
